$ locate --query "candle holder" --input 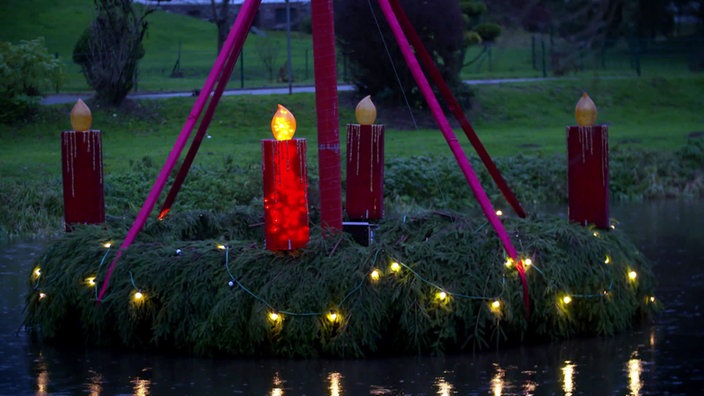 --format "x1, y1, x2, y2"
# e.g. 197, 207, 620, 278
262, 105, 310, 250
567, 93, 609, 229
61, 99, 105, 231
